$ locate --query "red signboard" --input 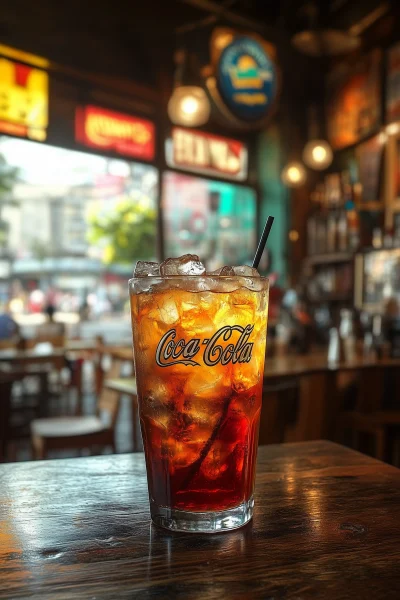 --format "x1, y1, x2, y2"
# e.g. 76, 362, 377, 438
75, 105, 155, 161
167, 127, 248, 181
